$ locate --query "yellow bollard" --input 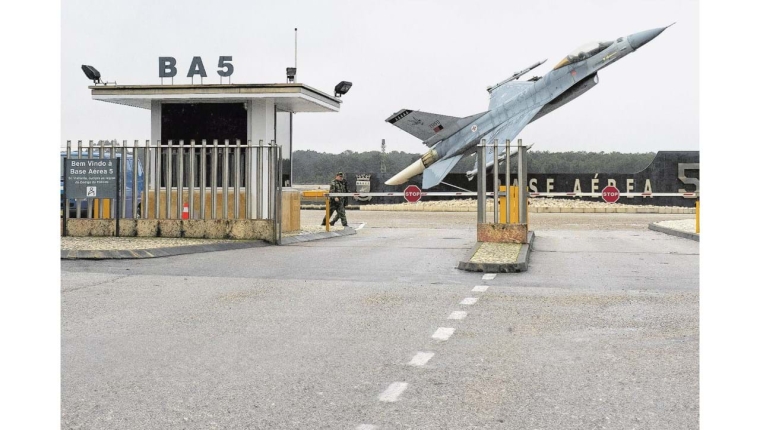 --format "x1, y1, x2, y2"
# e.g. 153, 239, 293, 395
696, 200, 700, 234
325, 196, 330, 232
499, 185, 507, 223
509, 186, 519, 224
